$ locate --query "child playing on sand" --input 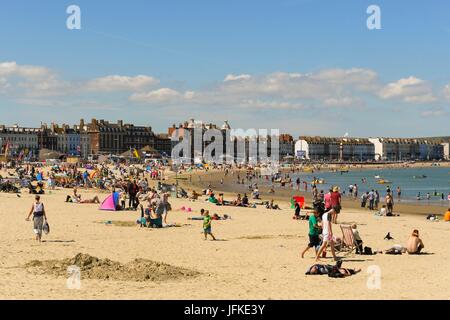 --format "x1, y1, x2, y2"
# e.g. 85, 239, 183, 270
203, 210, 216, 241
351, 224, 363, 254
120, 192, 127, 210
